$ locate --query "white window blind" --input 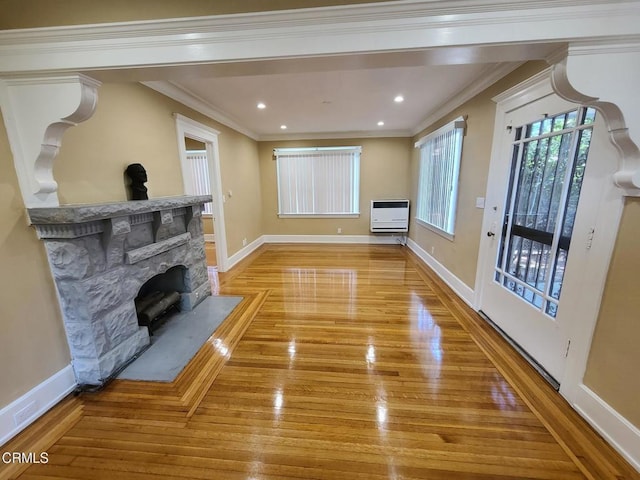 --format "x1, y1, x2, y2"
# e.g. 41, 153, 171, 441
275, 147, 361, 216
414, 117, 465, 238
185, 150, 212, 215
